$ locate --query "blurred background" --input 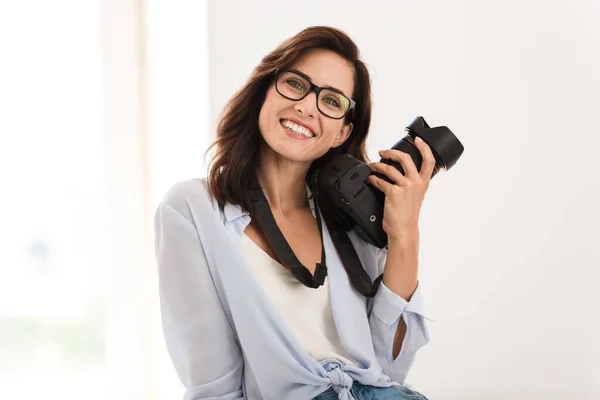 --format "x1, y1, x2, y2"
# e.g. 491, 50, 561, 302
0, 0, 598, 399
